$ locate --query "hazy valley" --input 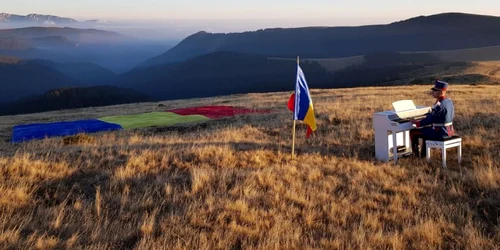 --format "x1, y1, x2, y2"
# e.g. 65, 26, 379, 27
2, 13, 500, 116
